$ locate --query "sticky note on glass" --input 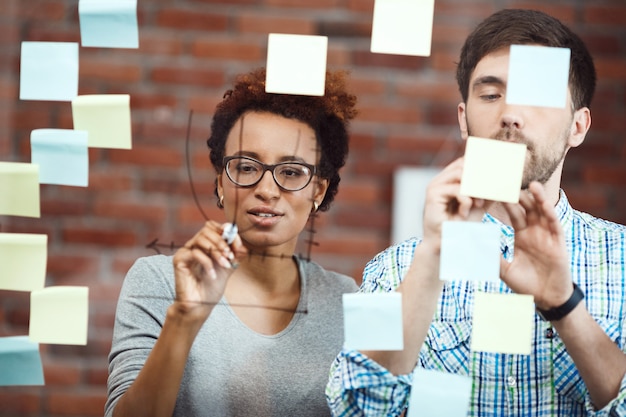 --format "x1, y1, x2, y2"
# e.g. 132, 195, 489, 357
79, 0, 139, 48
30, 286, 89, 345
0, 336, 44, 386
265, 34, 328, 96
31, 129, 89, 187
440, 221, 500, 282
460, 136, 526, 203
343, 292, 403, 351
370, 0, 435, 56
0, 162, 40, 218
72, 94, 132, 149
0, 233, 47, 292
471, 292, 534, 355
19, 41, 79, 101
407, 368, 472, 417
507, 45, 571, 108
